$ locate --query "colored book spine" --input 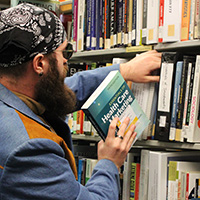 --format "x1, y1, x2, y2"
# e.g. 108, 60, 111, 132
86, 0, 92, 50
181, 0, 191, 41
158, 0, 164, 43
